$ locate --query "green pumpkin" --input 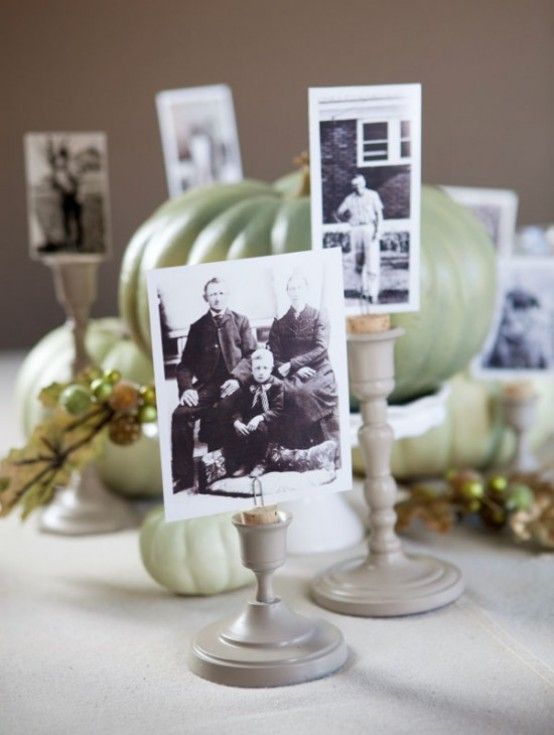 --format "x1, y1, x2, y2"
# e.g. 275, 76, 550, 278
140, 507, 253, 595
15, 317, 163, 498
119, 172, 495, 403
352, 371, 554, 479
